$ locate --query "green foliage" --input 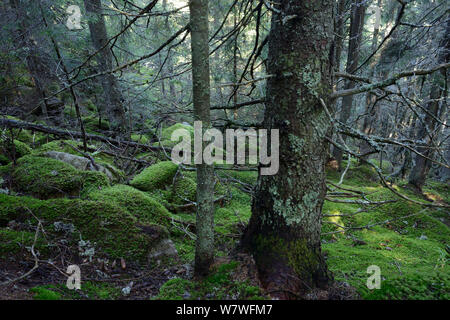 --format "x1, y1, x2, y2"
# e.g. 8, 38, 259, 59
130, 161, 178, 192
